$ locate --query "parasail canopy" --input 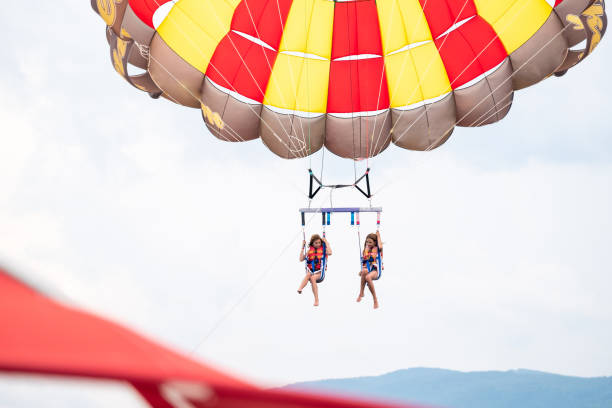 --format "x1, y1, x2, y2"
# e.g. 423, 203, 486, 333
93, 0, 607, 160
